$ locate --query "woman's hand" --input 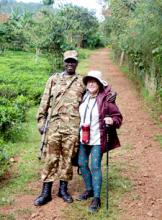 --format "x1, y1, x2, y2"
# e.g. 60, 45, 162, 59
104, 117, 113, 125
